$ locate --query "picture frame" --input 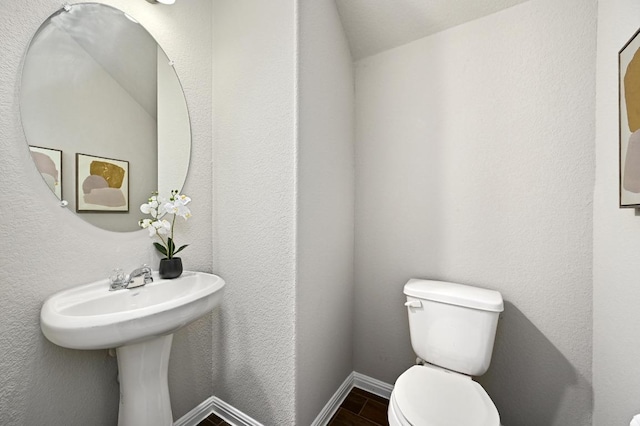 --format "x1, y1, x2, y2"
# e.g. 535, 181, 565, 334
29, 145, 63, 200
76, 153, 129, 212
619, 28, 640, 207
